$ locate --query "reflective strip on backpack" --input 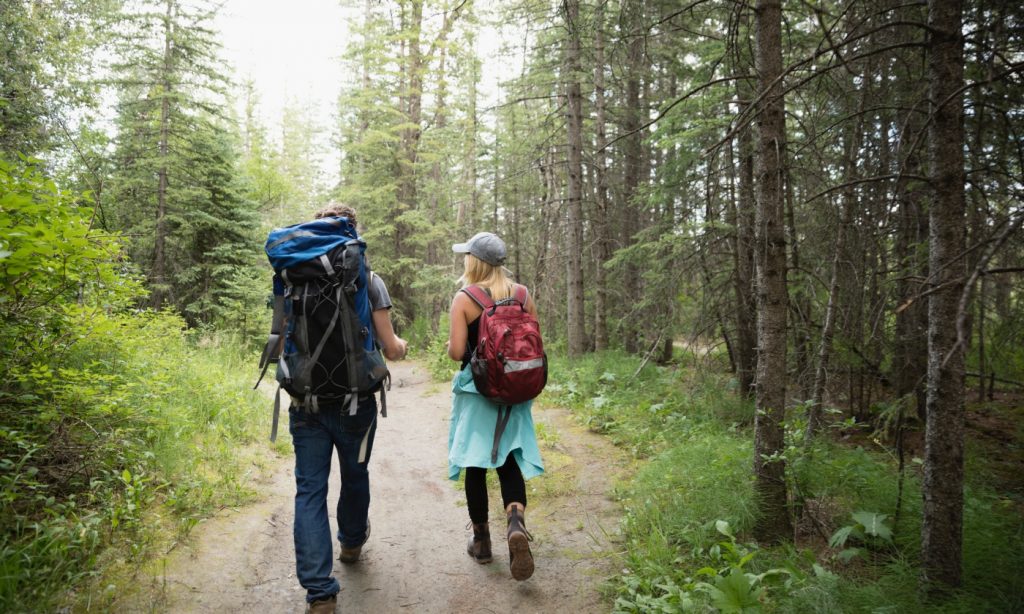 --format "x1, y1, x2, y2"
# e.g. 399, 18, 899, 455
504, 358, 545, 373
